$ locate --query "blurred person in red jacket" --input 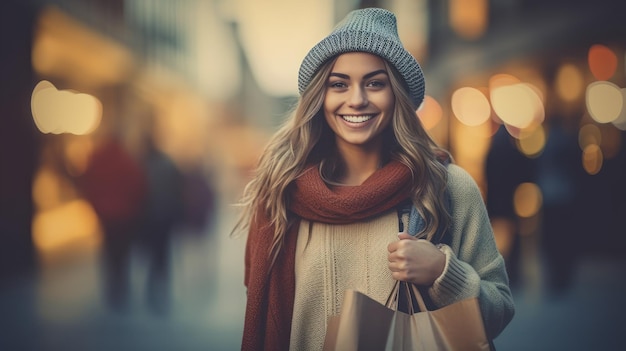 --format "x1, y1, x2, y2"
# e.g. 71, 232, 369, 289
77, 136, 147, 312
